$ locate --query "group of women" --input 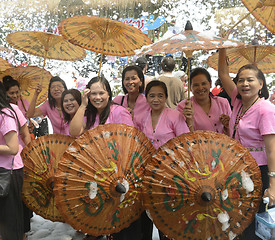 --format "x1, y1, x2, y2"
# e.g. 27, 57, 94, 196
0, 48, 274, 240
